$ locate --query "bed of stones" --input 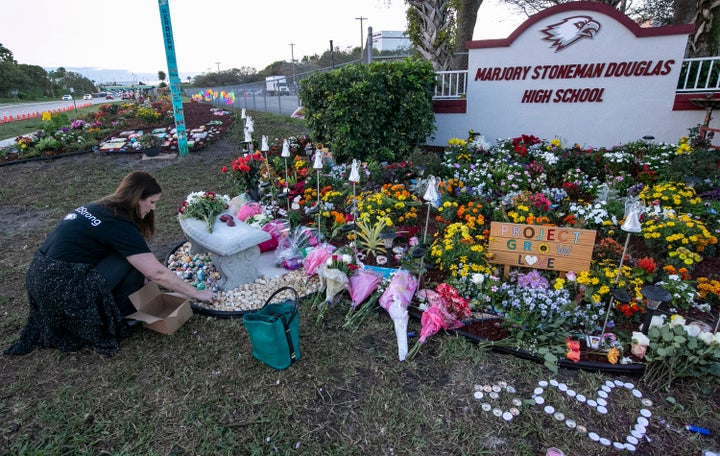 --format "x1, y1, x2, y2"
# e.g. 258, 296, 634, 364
167, 242, 321, 314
